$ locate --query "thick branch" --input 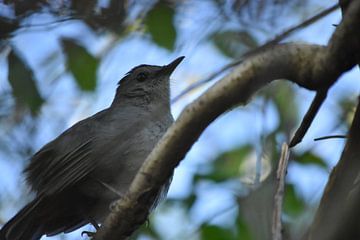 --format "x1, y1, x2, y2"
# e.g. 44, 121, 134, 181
305, 97, 360, 240
93, 1, 360, 239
